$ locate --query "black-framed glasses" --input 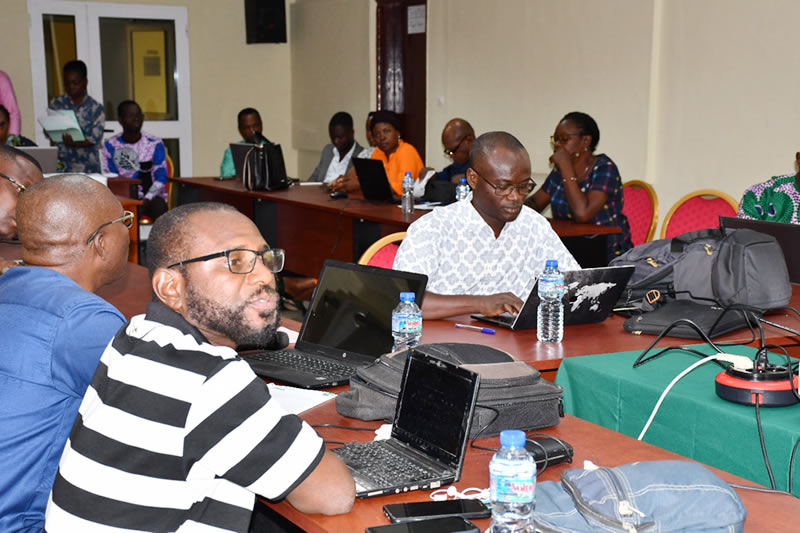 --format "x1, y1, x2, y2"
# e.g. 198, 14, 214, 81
473, 170, 536, 198
87, 210, 134, 244
168, 247, 285, 274
550, 133, 582, 145
0, 172, 26, 193
443, 135, 470, 157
